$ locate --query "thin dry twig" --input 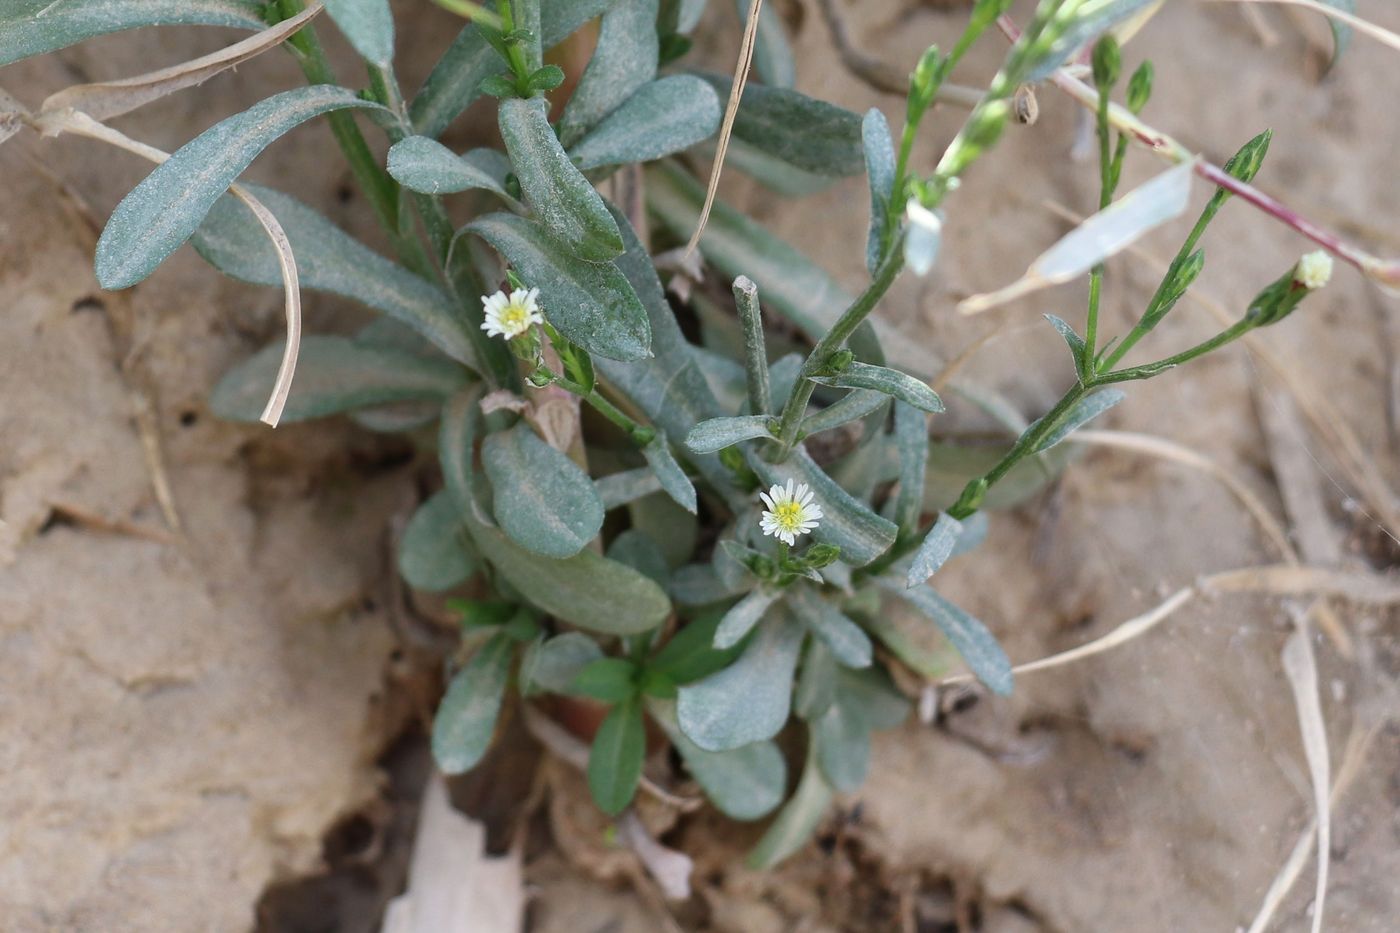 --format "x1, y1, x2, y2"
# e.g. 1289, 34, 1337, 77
683, 0, 764, 257
47, 501, 178, 545
1204, 0, 1400, 53
1280, 611, 1330, 933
